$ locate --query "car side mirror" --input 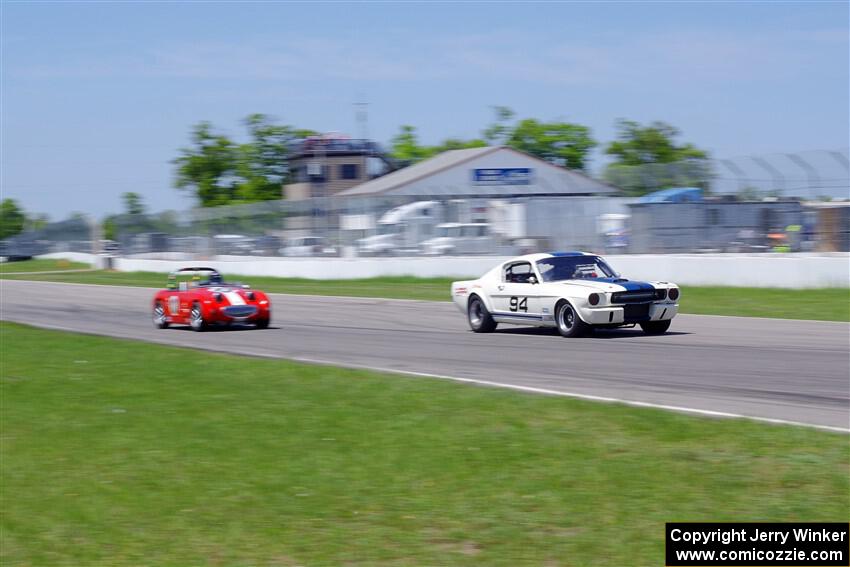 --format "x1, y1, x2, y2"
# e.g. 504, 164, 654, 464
528, 275, 538, 284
